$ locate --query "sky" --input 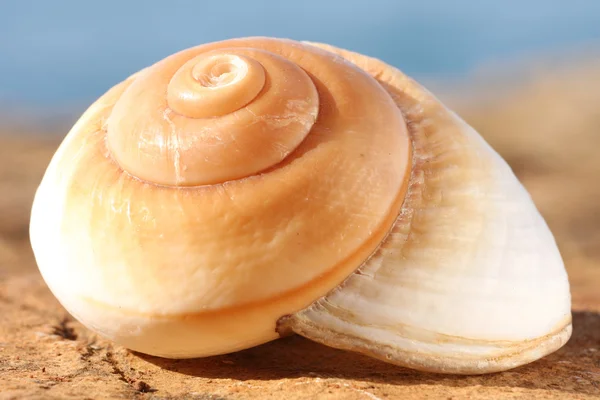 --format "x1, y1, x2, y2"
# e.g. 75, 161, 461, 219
1, 0, 599, 112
